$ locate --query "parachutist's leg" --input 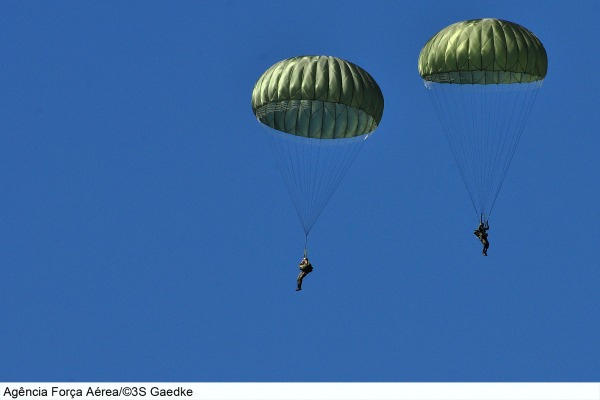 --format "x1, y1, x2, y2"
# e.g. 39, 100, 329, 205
296, 272, 305, 291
